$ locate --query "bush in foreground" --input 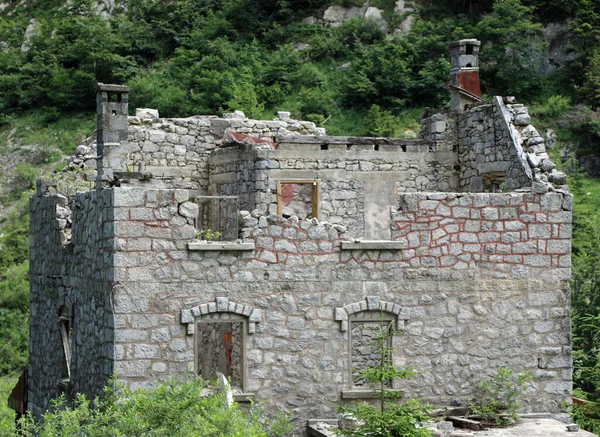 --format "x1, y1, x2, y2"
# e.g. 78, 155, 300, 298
19, 378, 293, 437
